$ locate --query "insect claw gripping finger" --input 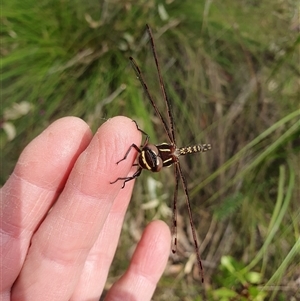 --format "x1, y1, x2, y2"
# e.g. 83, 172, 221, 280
109, 178, 120, 185
110, 168, 142, 189
109, 177, 130, 188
